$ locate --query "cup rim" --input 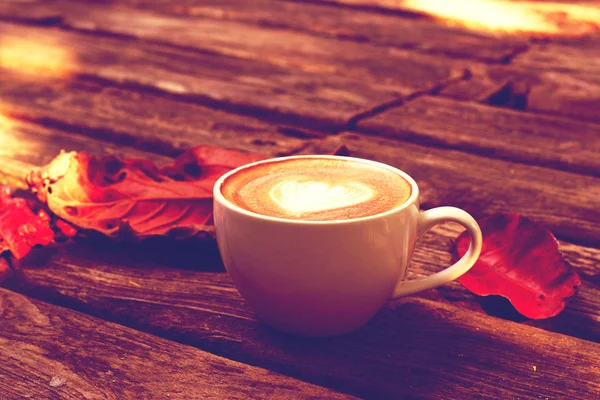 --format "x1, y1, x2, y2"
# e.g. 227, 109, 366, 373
213, 154, 419, 225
